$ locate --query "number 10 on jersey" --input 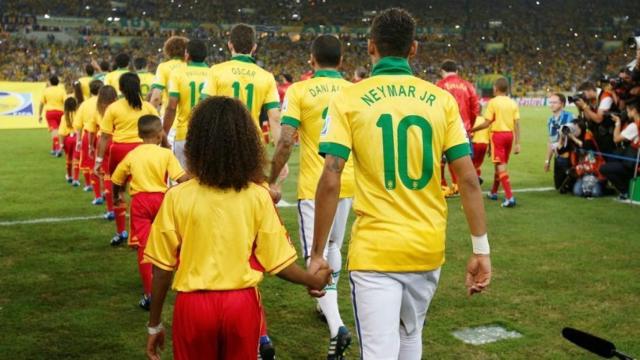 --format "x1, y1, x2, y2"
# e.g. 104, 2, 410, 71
376, 114, 433, 191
